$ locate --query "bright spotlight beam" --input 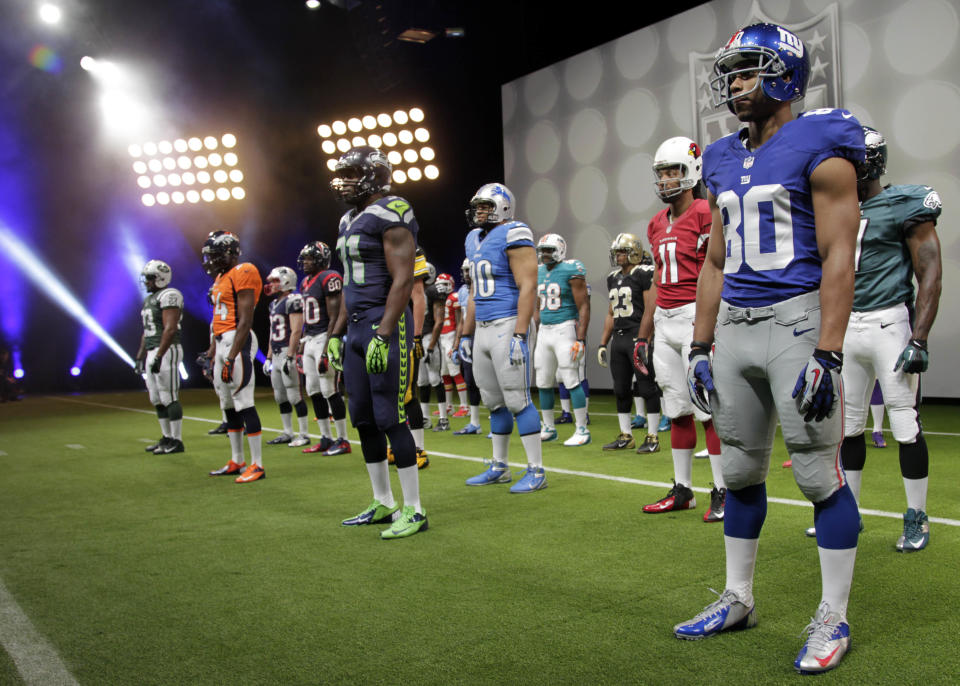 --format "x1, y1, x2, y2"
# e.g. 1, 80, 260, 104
0, 224, 136, 368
